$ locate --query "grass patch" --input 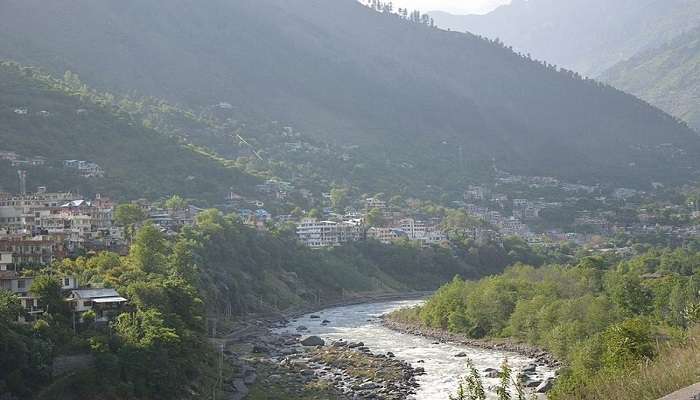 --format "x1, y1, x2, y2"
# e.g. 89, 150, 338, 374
553, 326, 700, 400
